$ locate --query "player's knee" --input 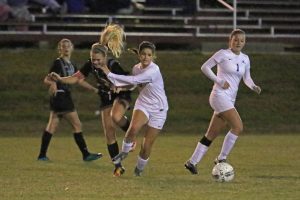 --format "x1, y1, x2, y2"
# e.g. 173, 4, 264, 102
73, 121, 82, 131
233, 124, 243, 134
111, 113, 122, 125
